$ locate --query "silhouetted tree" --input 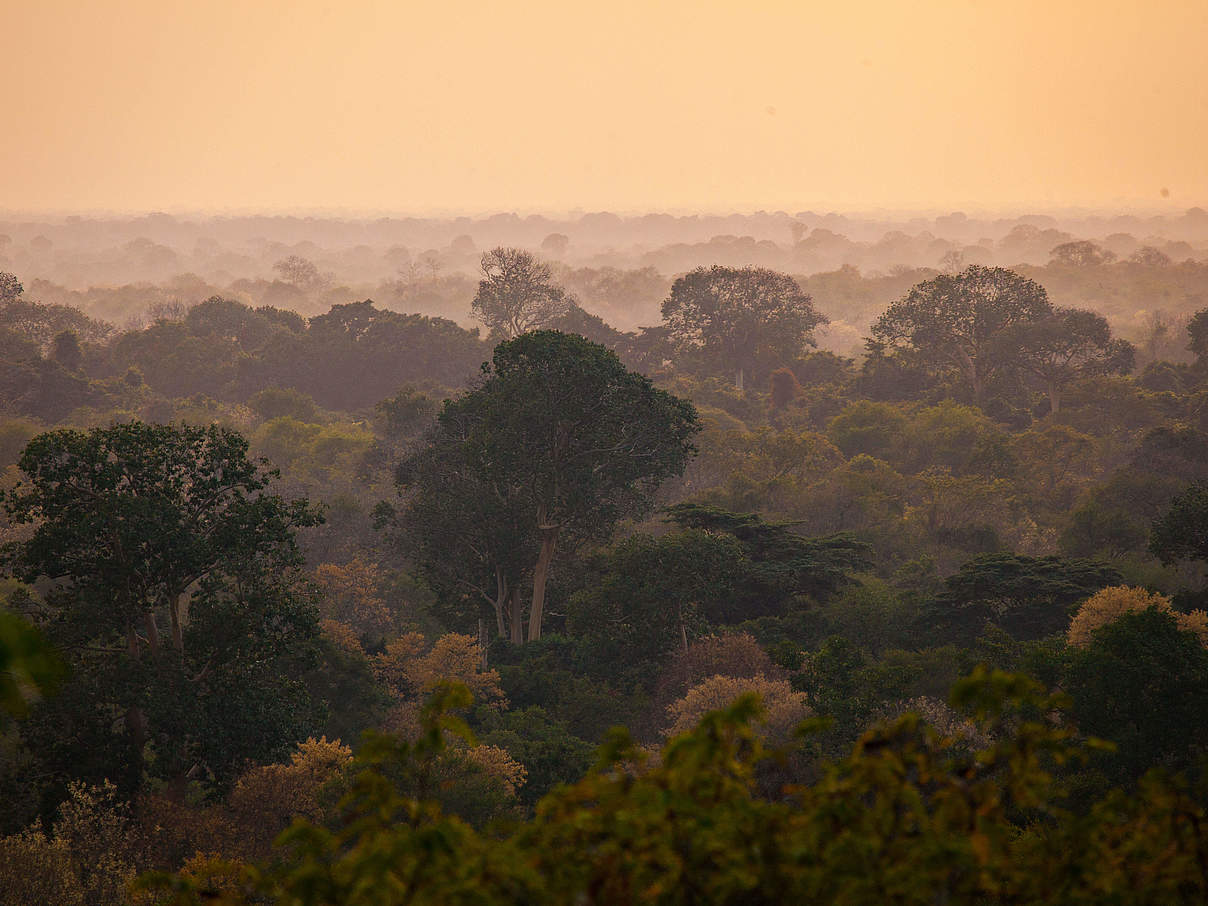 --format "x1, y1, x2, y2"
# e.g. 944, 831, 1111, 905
471, 248, 572, 339
661, 266, 826, 390
871, 266, 1051, 403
